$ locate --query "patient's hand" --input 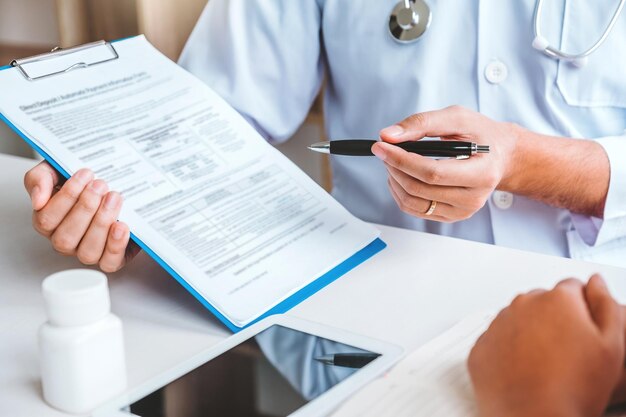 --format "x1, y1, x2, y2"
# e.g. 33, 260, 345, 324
24, 161, 140, 272
468, 275, 625, 417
